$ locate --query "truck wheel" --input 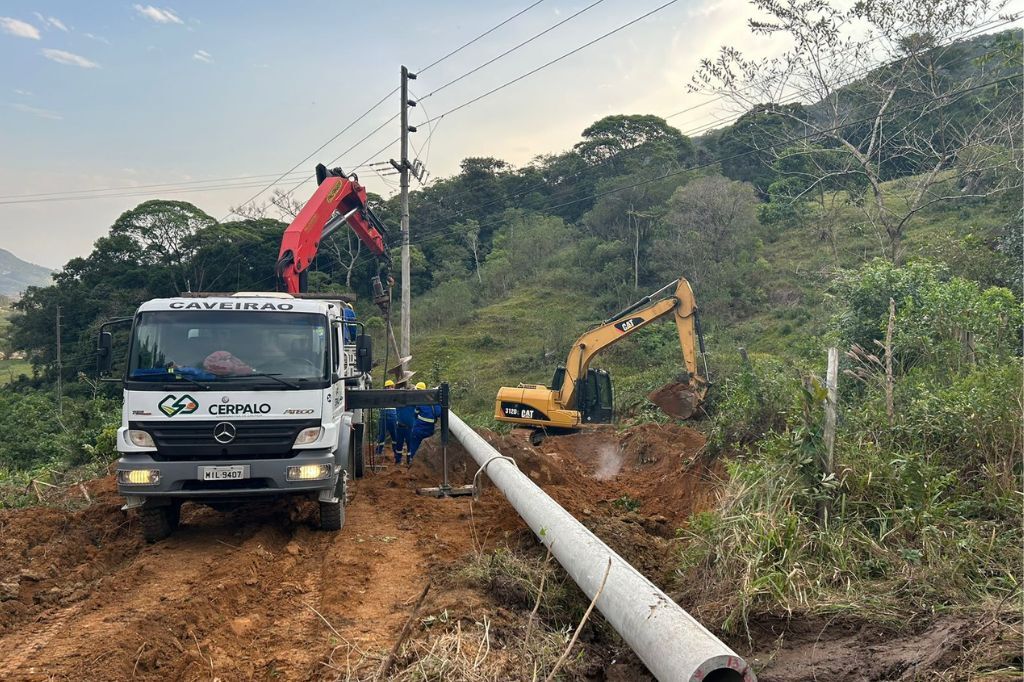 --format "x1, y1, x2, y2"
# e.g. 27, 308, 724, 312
351, 423, 365, 479
139, 506, 174, 543
167, 501, 182, 530
319, 499, 344, 531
